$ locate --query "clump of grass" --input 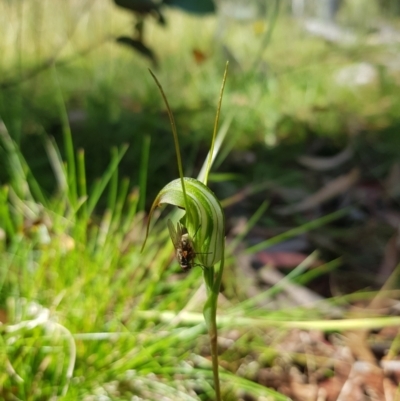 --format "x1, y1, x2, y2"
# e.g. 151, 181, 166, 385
0, 71, 290, 400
